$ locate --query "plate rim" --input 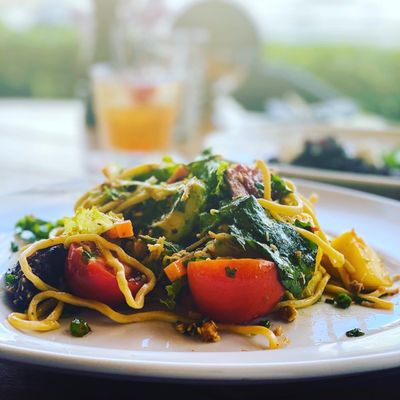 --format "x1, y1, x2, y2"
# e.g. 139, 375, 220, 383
0, 179, 399, 381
